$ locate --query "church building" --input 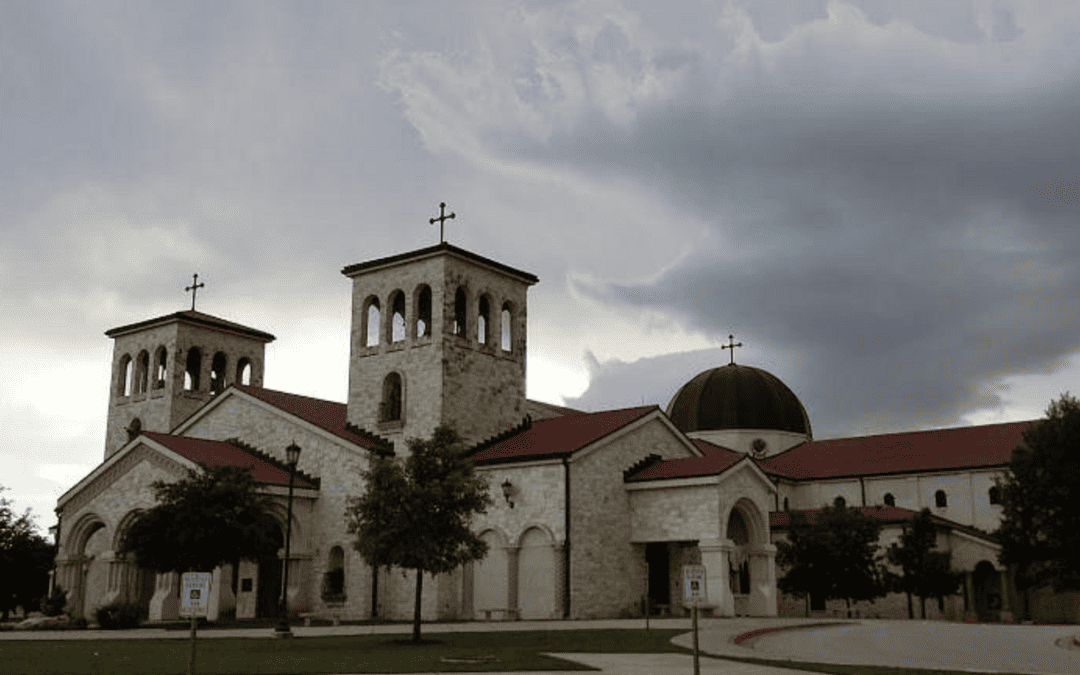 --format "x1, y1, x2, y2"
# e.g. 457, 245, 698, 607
53, 237, 1034, 625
